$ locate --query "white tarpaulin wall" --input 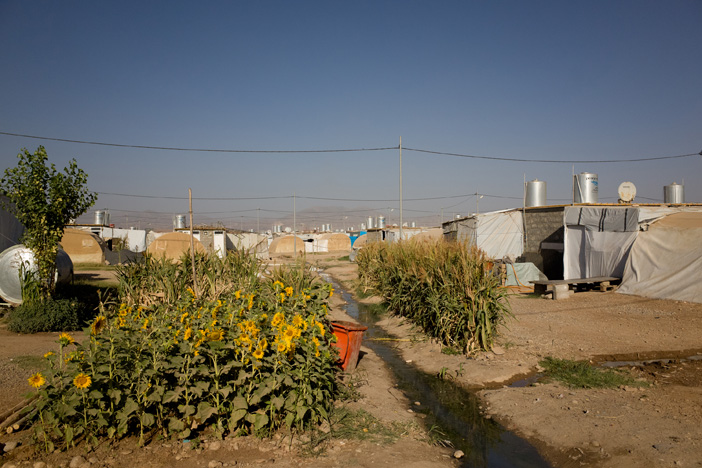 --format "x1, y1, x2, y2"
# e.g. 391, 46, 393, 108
563, 207, 639, 279
619, 212, 702, 303
472, 210, 524, 260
